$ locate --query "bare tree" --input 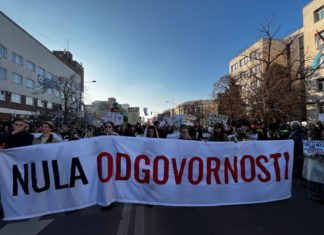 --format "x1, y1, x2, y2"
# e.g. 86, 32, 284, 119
211, 75, 231, 99
225, 20, 322, 124
38, 74, 82, 124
